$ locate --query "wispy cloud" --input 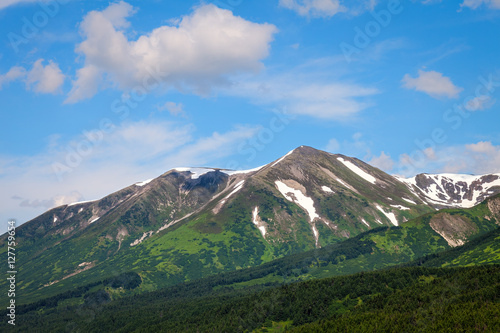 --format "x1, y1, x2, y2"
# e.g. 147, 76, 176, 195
0, 120, 259, 226
279, 0, 380, 18
0, 0, 39, 10
226, 72, 378, 120
380, 141, 500, 176
460, 0, 500, 10
278, 0, 347, 18
0, 66, 26, 89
